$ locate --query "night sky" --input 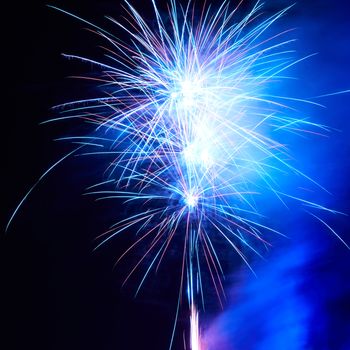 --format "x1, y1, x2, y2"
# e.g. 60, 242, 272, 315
2, 1, 350, 349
